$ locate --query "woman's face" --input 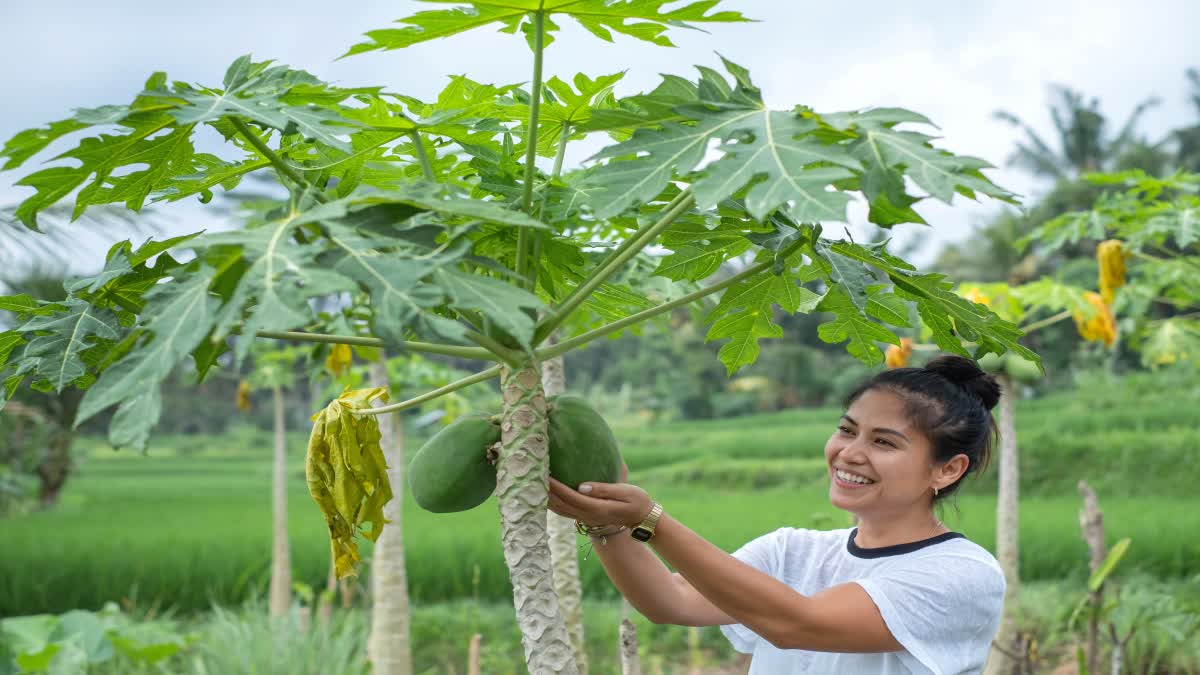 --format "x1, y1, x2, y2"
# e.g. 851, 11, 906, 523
823, 388, 954, 516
